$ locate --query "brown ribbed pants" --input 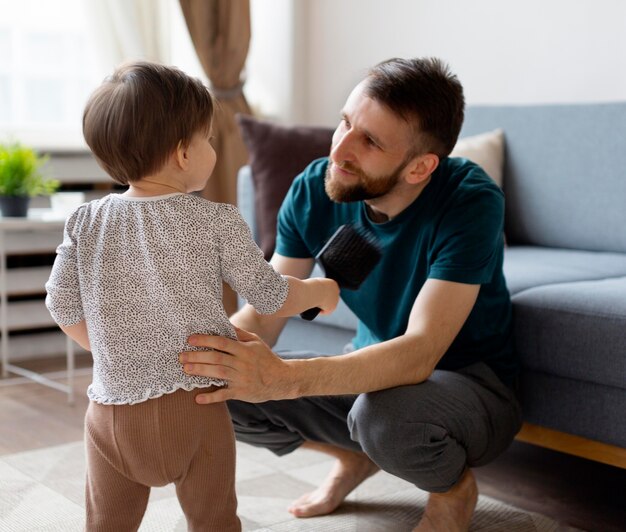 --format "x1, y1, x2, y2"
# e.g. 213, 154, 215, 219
84, 388, 241, 532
